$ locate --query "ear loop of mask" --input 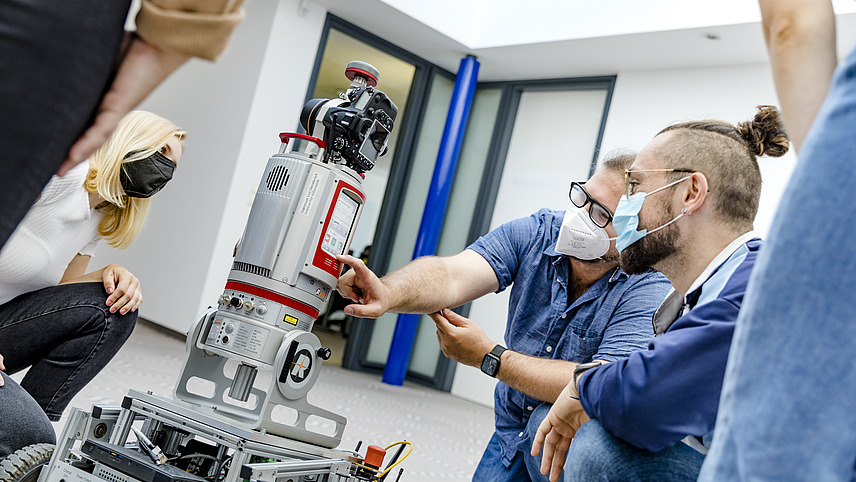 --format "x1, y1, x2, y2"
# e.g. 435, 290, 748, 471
639, 175, 693, 199
628, 175, 693, 230
611, 175, 694, 250
580, 175, 695, 258
644, 207, 688, 236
